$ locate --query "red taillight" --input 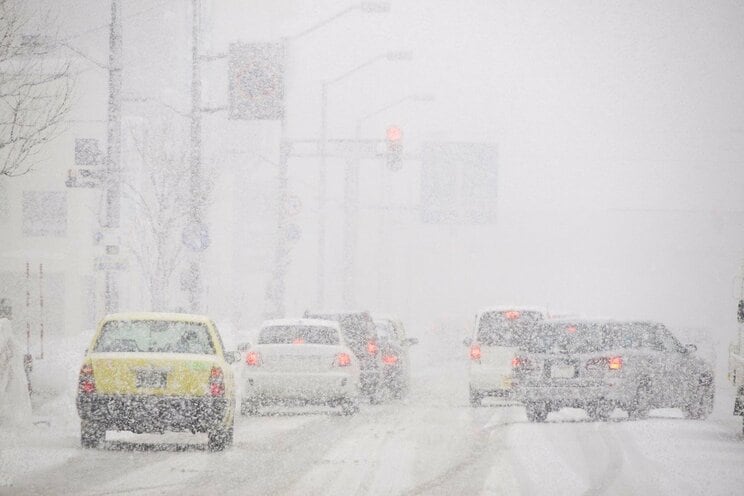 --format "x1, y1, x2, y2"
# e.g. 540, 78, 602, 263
292, 338, 305, 345
209, 366, 224, 397
382, 354, 398, 365
246, 351, 261, 366
367, 340, 378, 356
504, 311, 521, 320
586, 356, 623, 371
336, 352, 352, 367
78, 363, 96, 394
470, 344, 481, 361
512, 356, 529, 368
